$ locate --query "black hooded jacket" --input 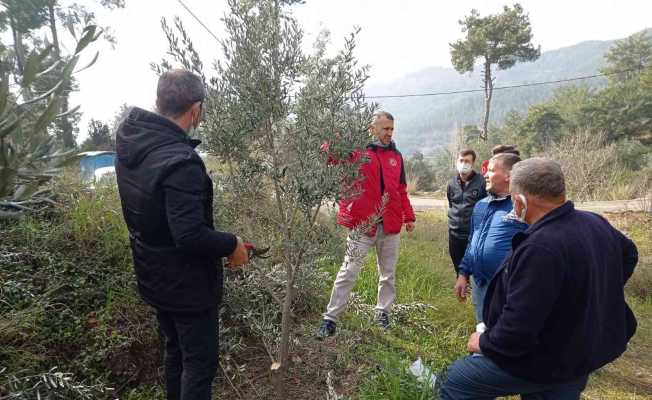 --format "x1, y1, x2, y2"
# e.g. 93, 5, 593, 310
115, 107, 237, 313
